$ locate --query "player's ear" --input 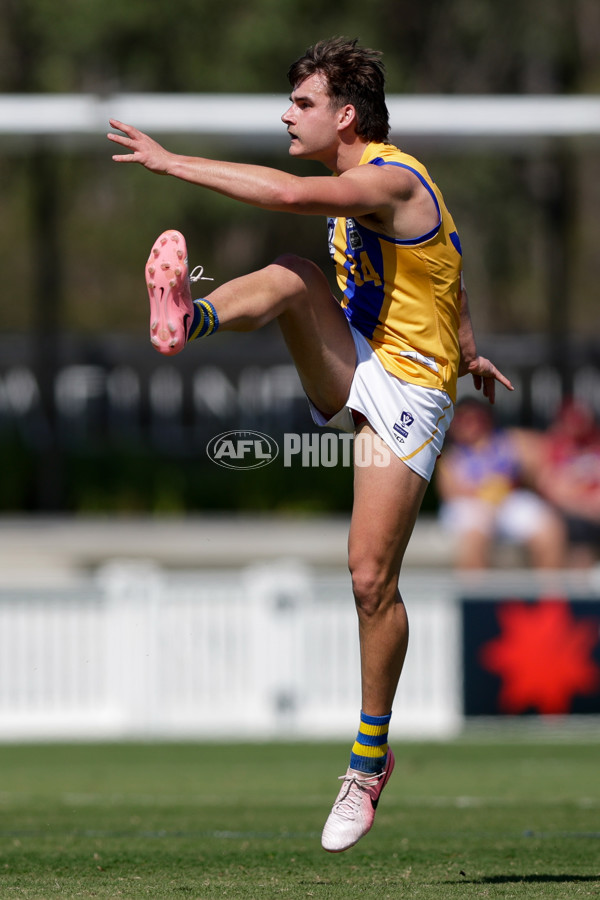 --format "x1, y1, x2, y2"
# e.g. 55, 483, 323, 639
337, 104, 356, 133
